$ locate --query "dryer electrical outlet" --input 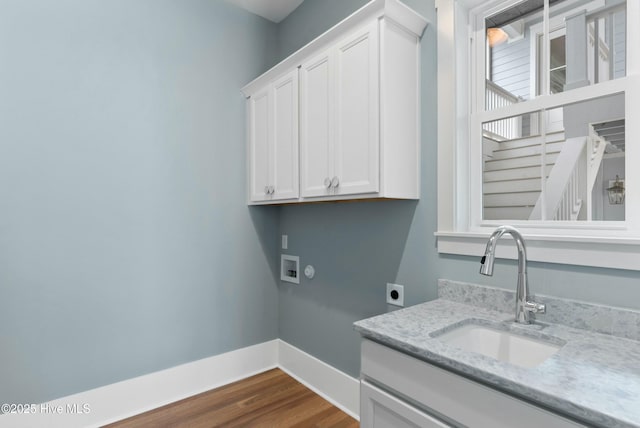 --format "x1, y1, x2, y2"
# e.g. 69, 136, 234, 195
386, 283, 404, 307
